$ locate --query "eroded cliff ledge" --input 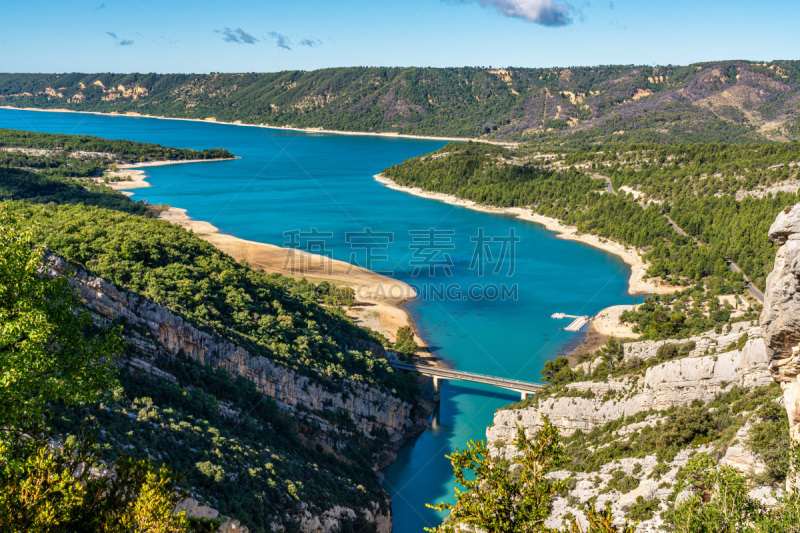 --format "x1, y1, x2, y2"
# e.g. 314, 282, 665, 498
762, 203, 800, 444
44, 253, 425, 448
